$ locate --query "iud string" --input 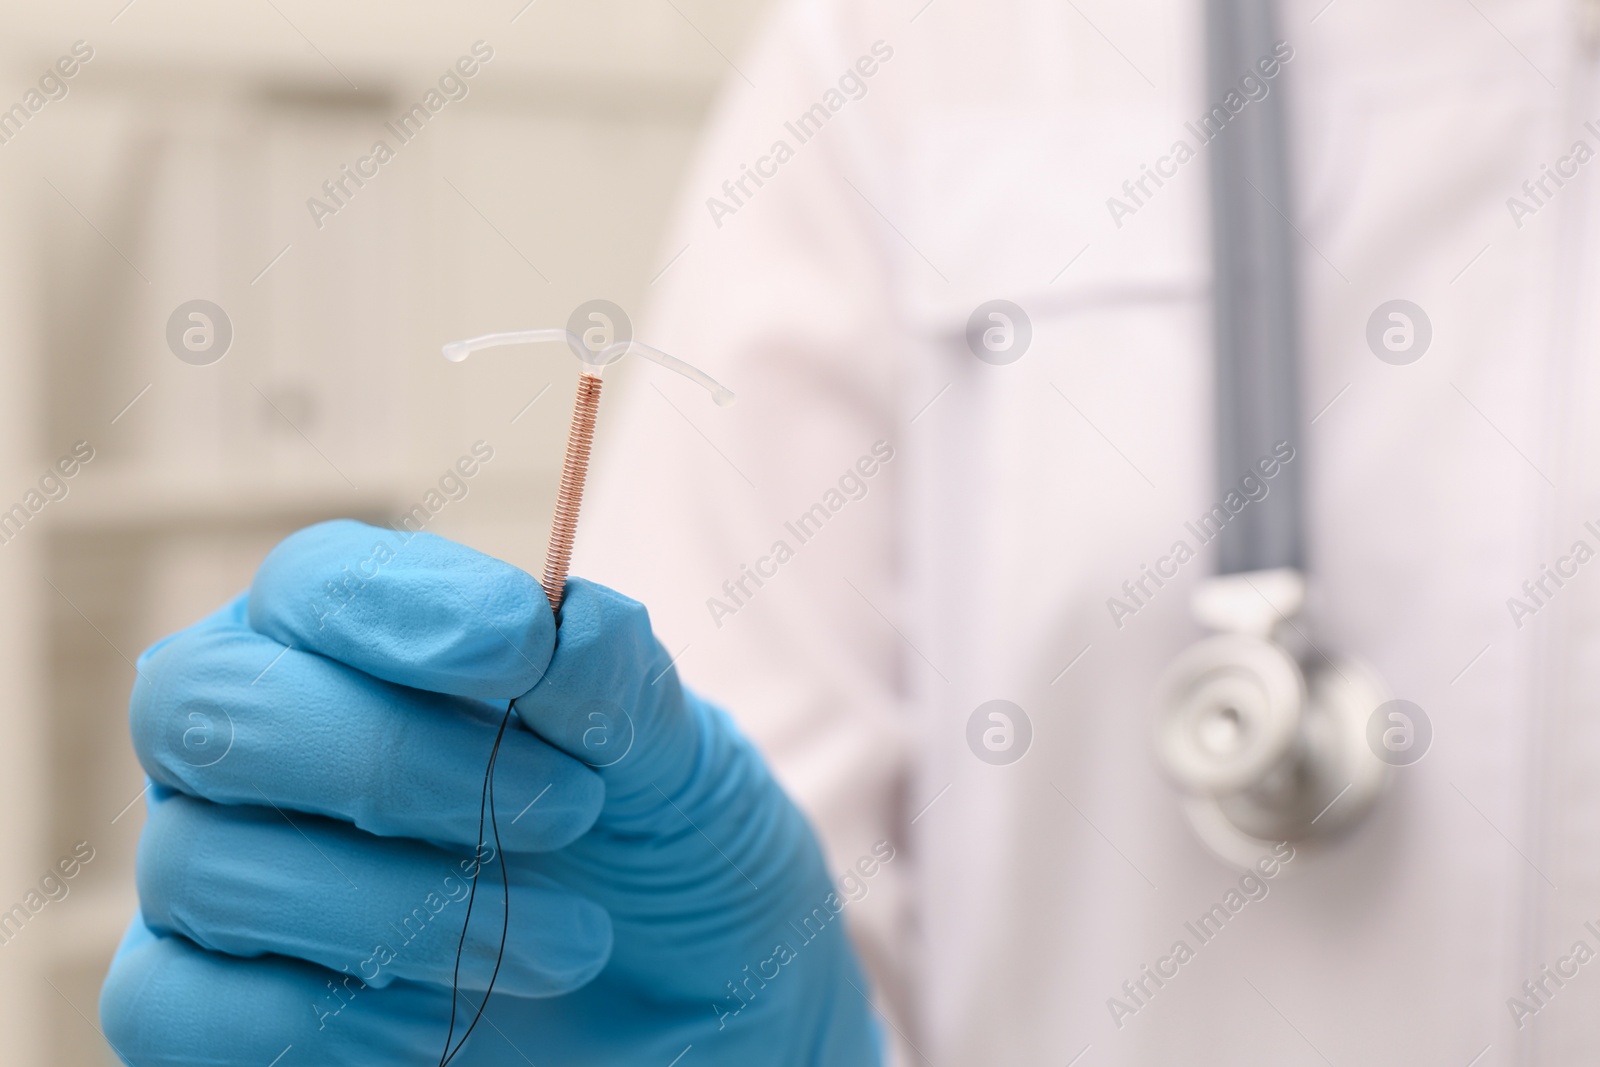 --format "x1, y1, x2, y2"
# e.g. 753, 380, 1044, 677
435, 702, 512, 1067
